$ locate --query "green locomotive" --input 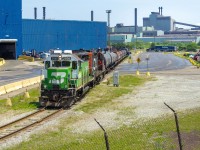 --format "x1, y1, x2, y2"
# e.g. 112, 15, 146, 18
40, 50, 94, 107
